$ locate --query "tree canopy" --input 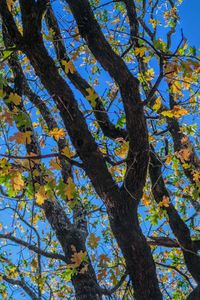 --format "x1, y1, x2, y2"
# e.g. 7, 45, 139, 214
0, 0, 199, 299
